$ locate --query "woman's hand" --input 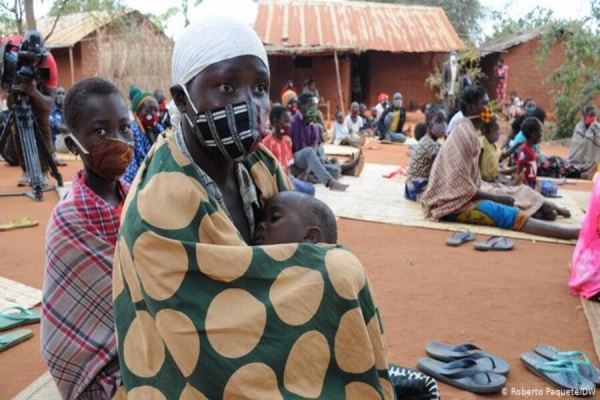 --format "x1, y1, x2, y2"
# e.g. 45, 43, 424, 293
494, 194, 515, 206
